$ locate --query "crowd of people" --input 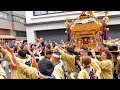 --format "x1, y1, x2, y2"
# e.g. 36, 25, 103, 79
0, 37, 119, 79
